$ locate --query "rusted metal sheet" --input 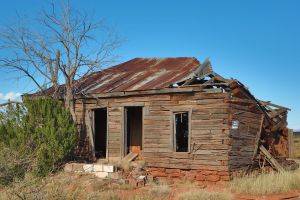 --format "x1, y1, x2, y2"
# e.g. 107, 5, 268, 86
79, 57, 200, 94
